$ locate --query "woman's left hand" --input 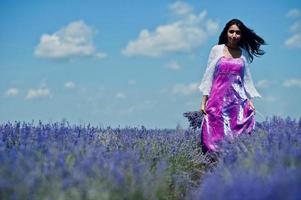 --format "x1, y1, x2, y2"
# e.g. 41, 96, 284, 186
249, 100, 256, 112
